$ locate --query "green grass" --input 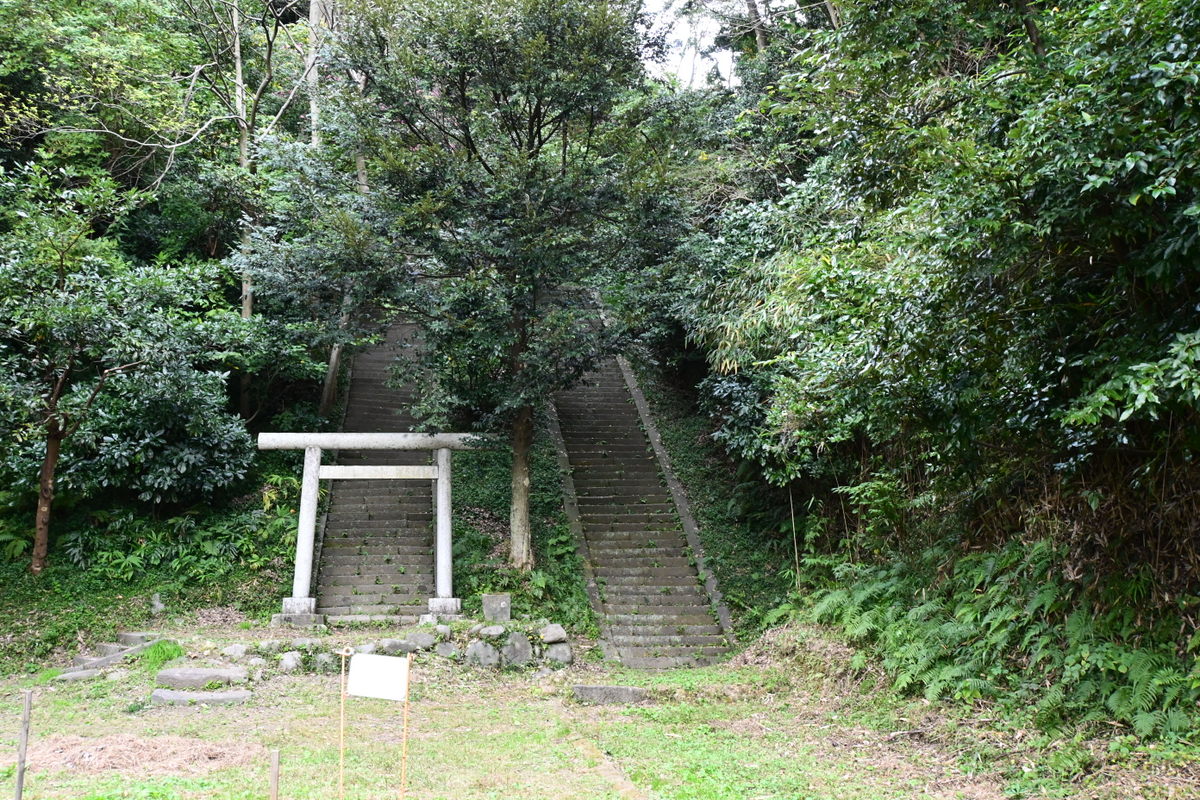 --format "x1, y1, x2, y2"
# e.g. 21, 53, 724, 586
1, 620, 1195, 799
0, 558, 288, 676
